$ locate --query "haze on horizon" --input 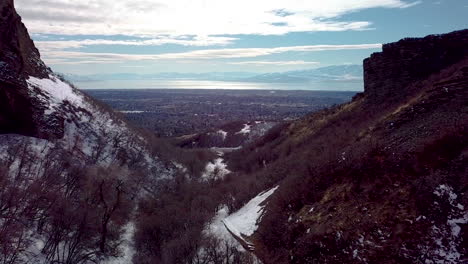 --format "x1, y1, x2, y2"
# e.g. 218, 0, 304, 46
15, 0, 468, 76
